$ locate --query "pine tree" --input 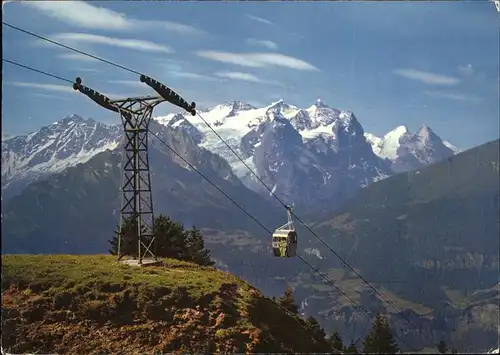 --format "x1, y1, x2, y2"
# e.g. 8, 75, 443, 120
306, 316, 326, 340
109, 214, 147, 257
109, 214, 215, 266
437, 340, 448, 354
153, 215, 186, 259
108, 224, 121, 256
277, 286, 299, 314
345, 342, 359, 354
185, 226, 215, 266
329, 329, 344, 353
362, 313, 399, 354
